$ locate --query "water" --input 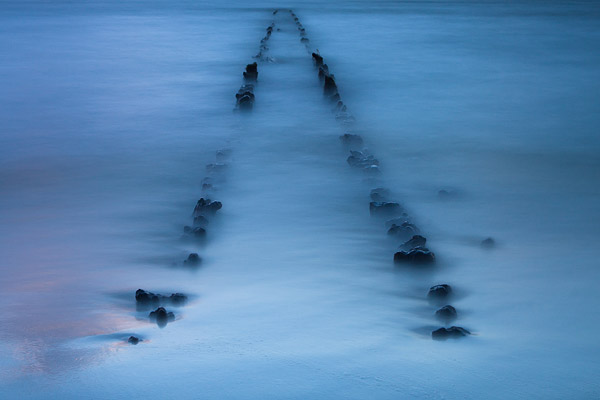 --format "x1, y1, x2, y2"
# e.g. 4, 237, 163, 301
1, 1, 599, 398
